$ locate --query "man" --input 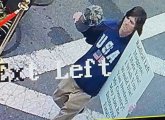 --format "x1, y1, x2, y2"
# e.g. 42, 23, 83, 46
53, 6, 147, 120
